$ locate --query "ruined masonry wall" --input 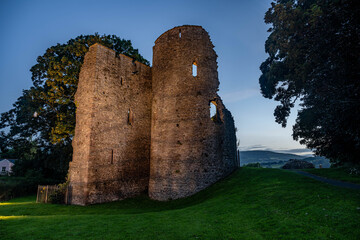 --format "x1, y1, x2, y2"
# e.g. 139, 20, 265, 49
68, 25, 238, 205
149, 26, 237, 200
69, 44, 152, 205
